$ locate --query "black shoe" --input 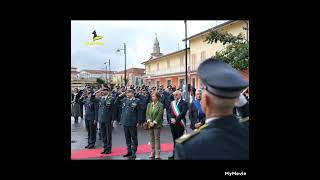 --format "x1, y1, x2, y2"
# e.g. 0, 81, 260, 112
85, 145, 89, 148
105, 150, 111, 154
123, 152, 132, 157
101, 149, 107, 154
88, 146, 95, 149
168, 155, 174, 160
